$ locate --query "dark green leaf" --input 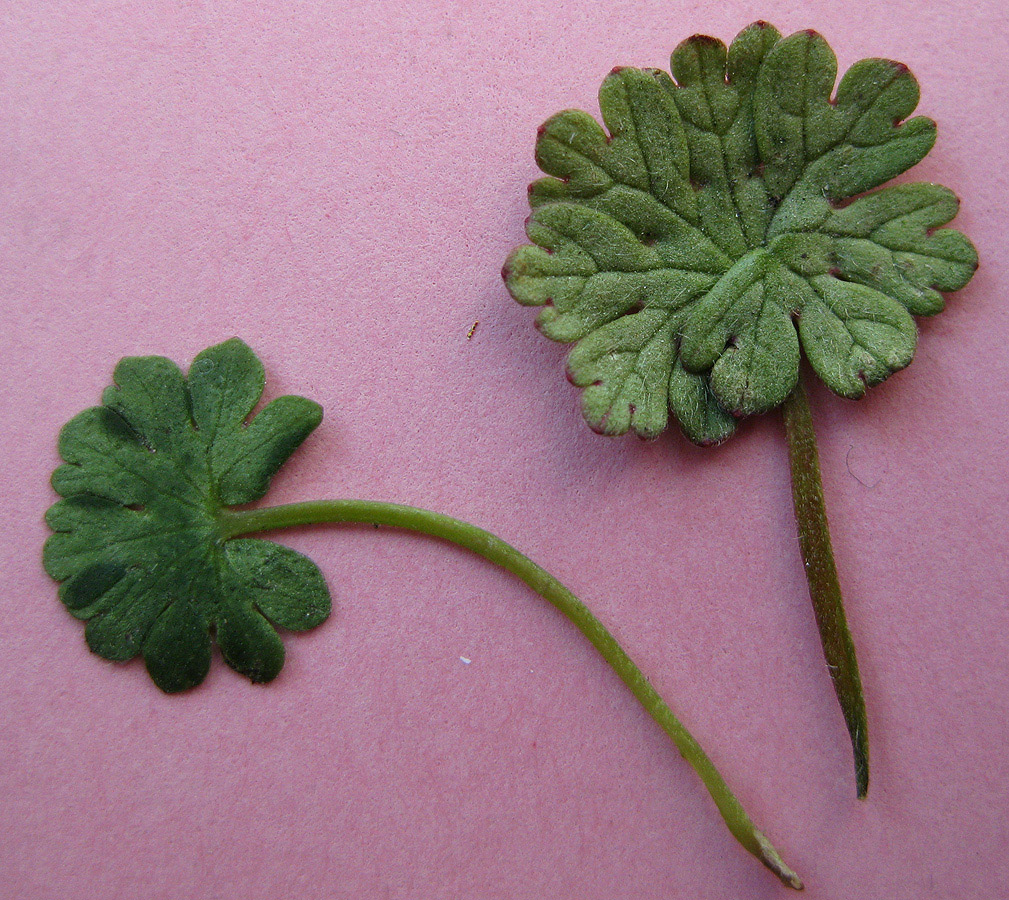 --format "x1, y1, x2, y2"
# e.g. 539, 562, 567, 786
44, 338, 330, 693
